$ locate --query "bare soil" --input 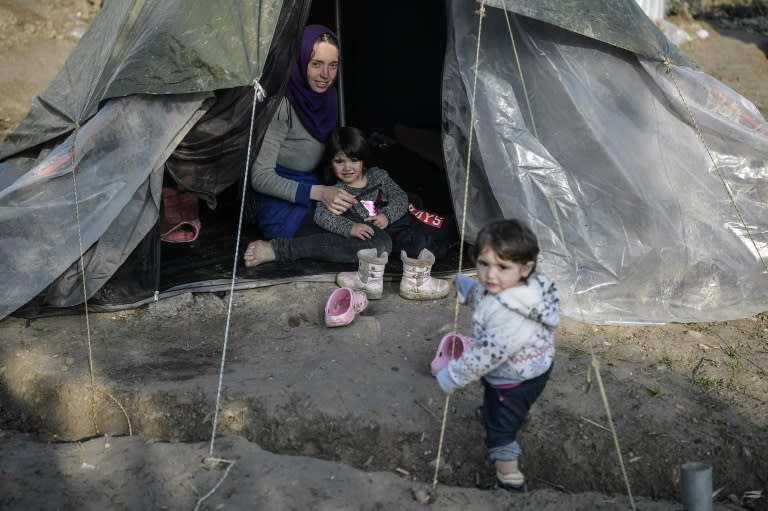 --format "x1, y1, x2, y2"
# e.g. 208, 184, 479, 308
0, 2, 767, 510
